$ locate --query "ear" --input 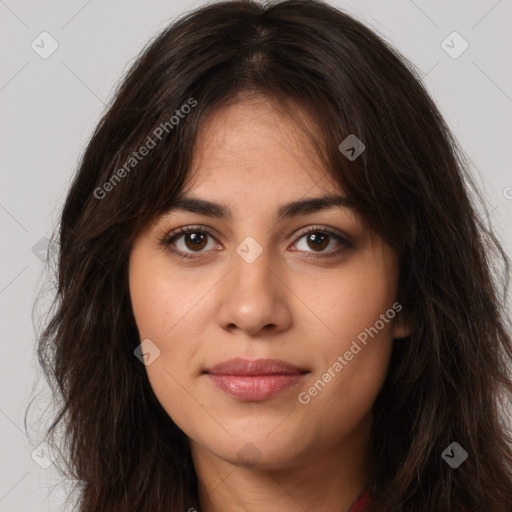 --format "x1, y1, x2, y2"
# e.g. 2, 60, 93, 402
392, 309, 413, 340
